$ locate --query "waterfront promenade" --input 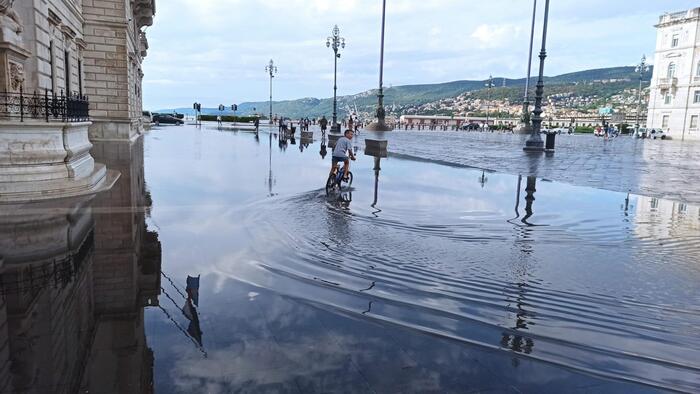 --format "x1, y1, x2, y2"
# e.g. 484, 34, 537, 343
372, 130, 700, 205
